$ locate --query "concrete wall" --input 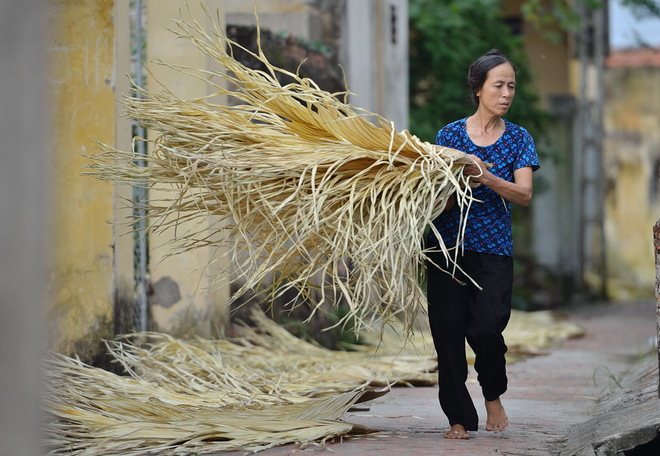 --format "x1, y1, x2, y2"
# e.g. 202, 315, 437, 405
42, 0, 408, 357
343, 0, 408, 130
112, 1, 135, 336
502, 0, 579, 291
502, 0, 571, 107
226, 0, 324, 43
44, 0, 232, 354
46, 0, 130, 360
145, 1, 229, 338
603, 63, 660, 299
